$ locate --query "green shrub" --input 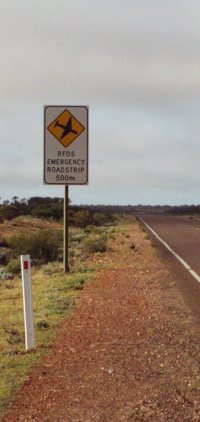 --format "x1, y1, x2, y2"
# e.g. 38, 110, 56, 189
36, 319, 49, 330
0, 205, 21, 221
83, 234, 107, 254
93, 212, 114, 226
1, 237, 9, 247
70, 232, 85, 243
42, 262, 62, 275
6, 328, 22, 344
31, 204, 63, 220
67, 275, 85, 290
6, 259, 21, 275
70, 209, 115, 228
84, 225, 101, 234
8, 231, 60, 263
0, 253, 8, 265
71, 210, 93, 228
